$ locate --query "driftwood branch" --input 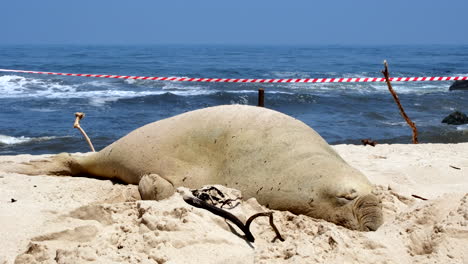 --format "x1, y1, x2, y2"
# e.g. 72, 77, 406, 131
191, 186, 242, 209
411, 194, 428, 201
361, 139, 378, 147
183, 195, 284, 243
183, 195, 255, 242
382, 60, 418, 144
245, 212, 285, 242
73, 112, 95, 152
